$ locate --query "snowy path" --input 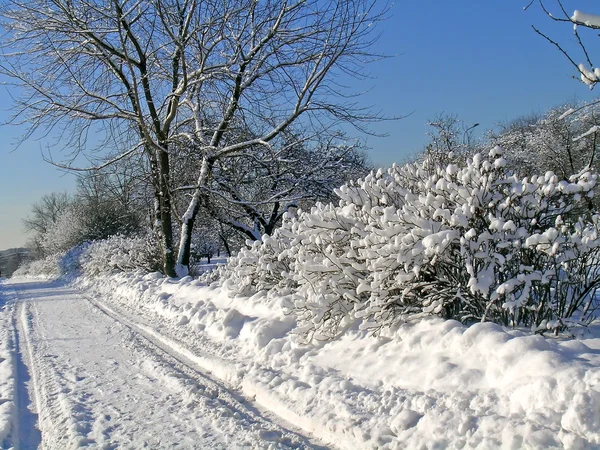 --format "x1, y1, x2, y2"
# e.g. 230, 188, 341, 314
4, 279, 321, 449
